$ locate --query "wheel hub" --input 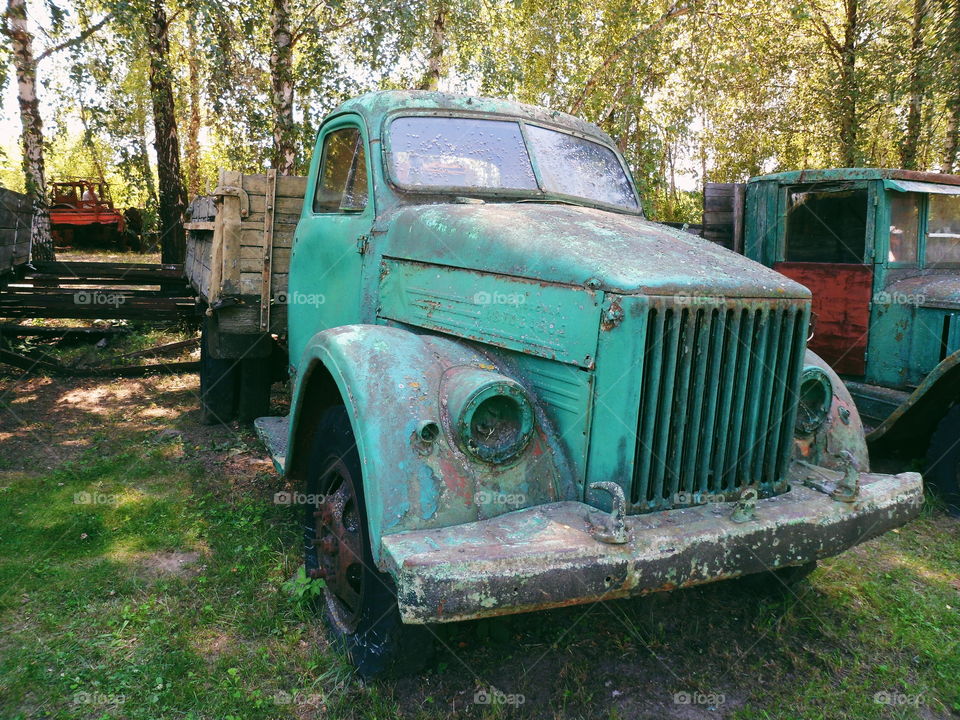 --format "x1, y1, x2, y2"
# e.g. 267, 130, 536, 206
312, 460, 365, 625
